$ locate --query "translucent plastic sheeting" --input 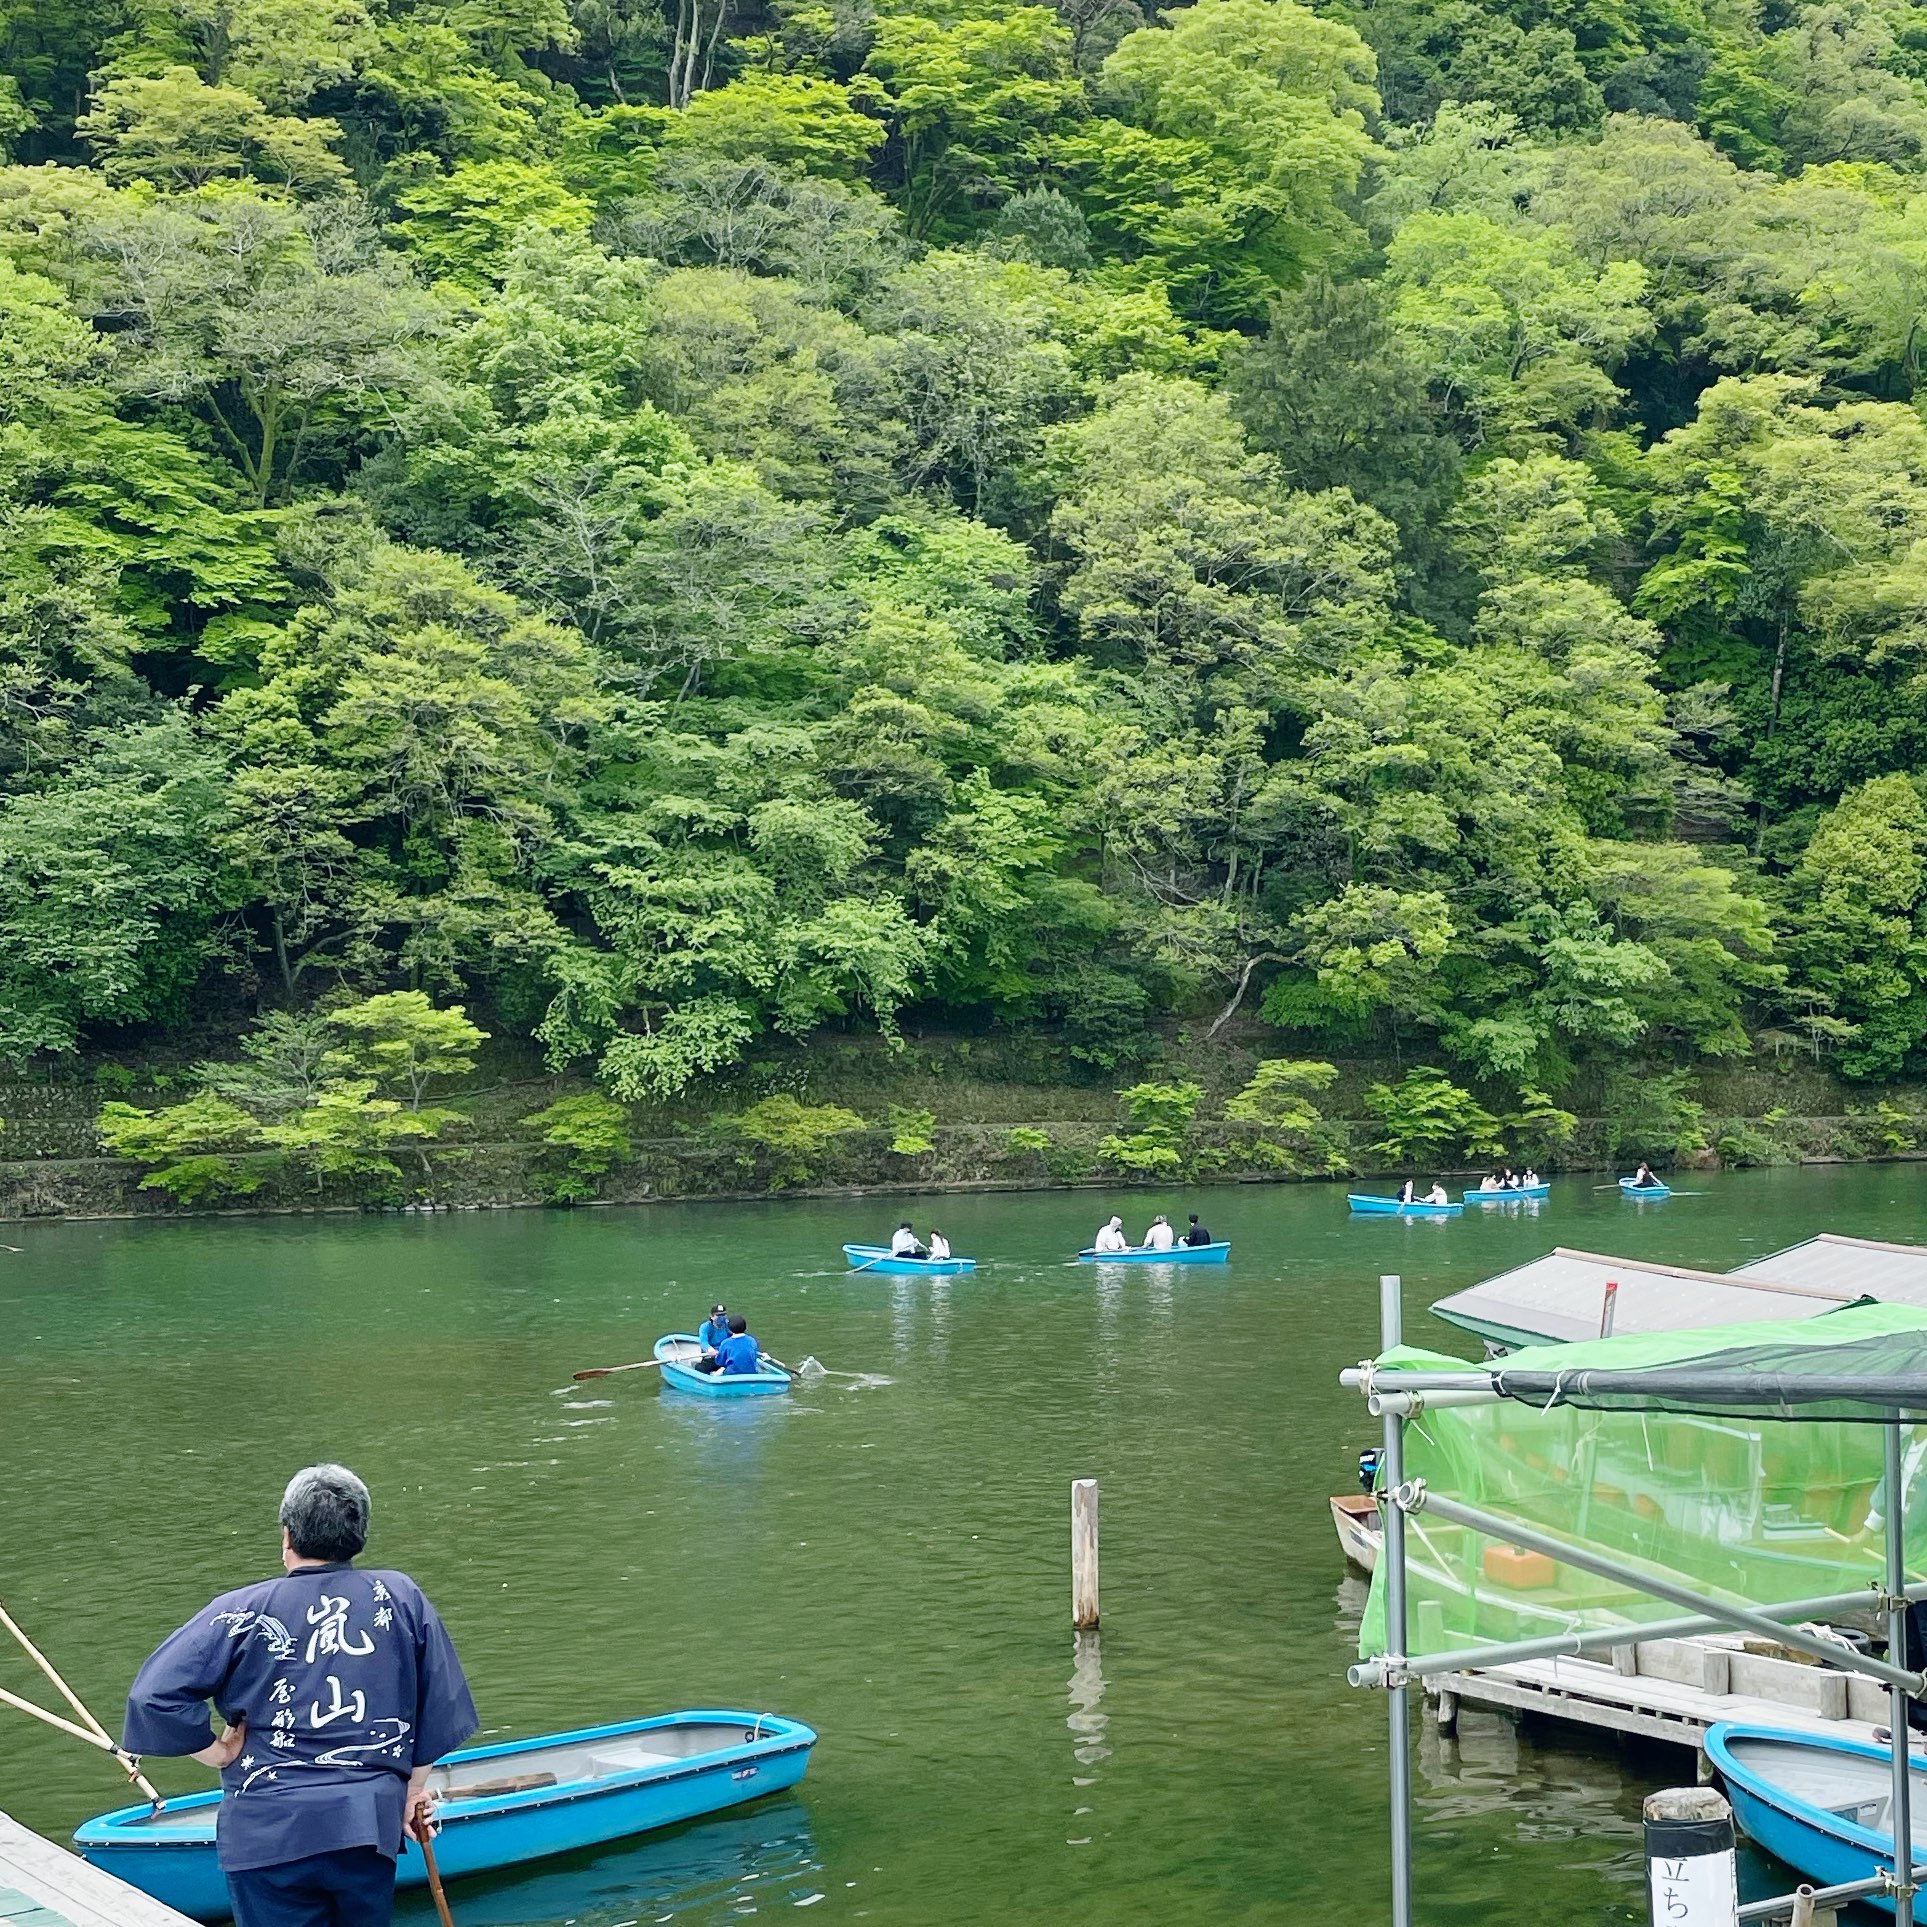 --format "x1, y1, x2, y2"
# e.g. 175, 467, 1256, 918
1359, 1304, 1927, 1661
